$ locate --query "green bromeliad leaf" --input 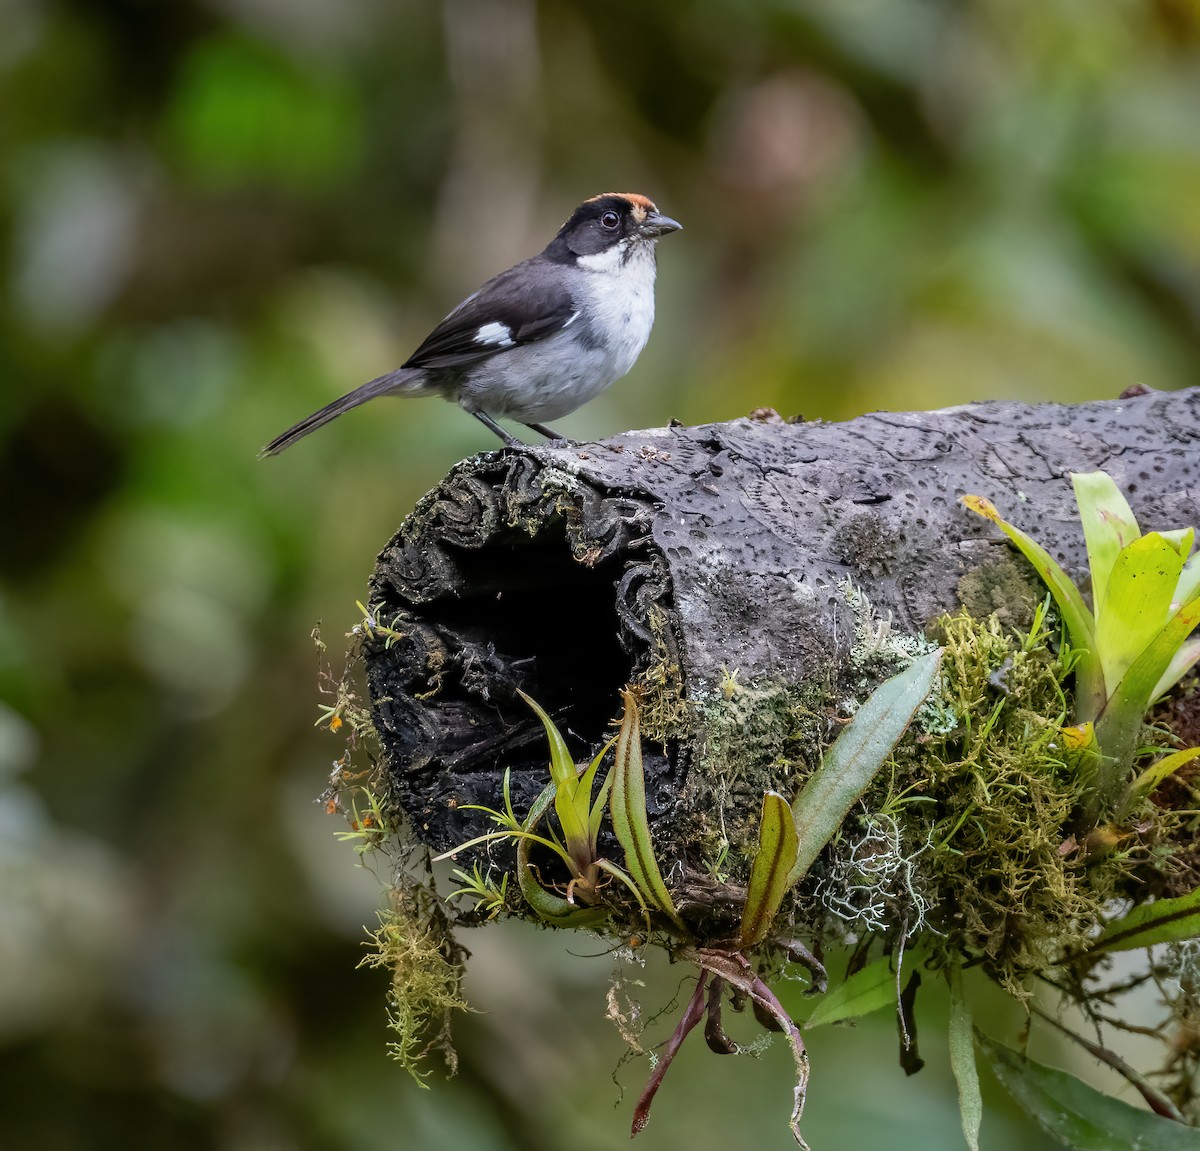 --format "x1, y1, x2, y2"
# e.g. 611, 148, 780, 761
1094, 593, 1200, 791
738, 791, 799, 948
514, 778, 610, 927
1177, 549, 1200, 609
1089, 886, 1200, 955
1120, 746, 1200, 818
980, 1034, 1200, 1150
801, 954, 896, 1029
611, 690, 686, 932
1154, 637, 1200, 704
965, 478, 1200, 816
960, 494, 1105, 720
787, 649, 942, 887
586, 739, 617, 846
1071, 471, 1141, 618
1094, 533, 1188, 697
518, 691, 592, 868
